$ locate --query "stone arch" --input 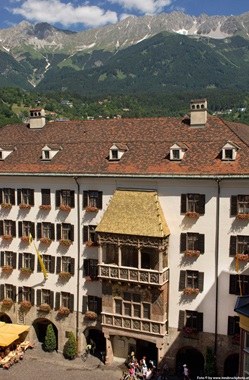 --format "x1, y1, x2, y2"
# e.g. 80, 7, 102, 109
83, 326, 106, 355
32, 318, 58, 350
176, 346, 205, 380
224, 353, 239, 377
0, 312, 12, 323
